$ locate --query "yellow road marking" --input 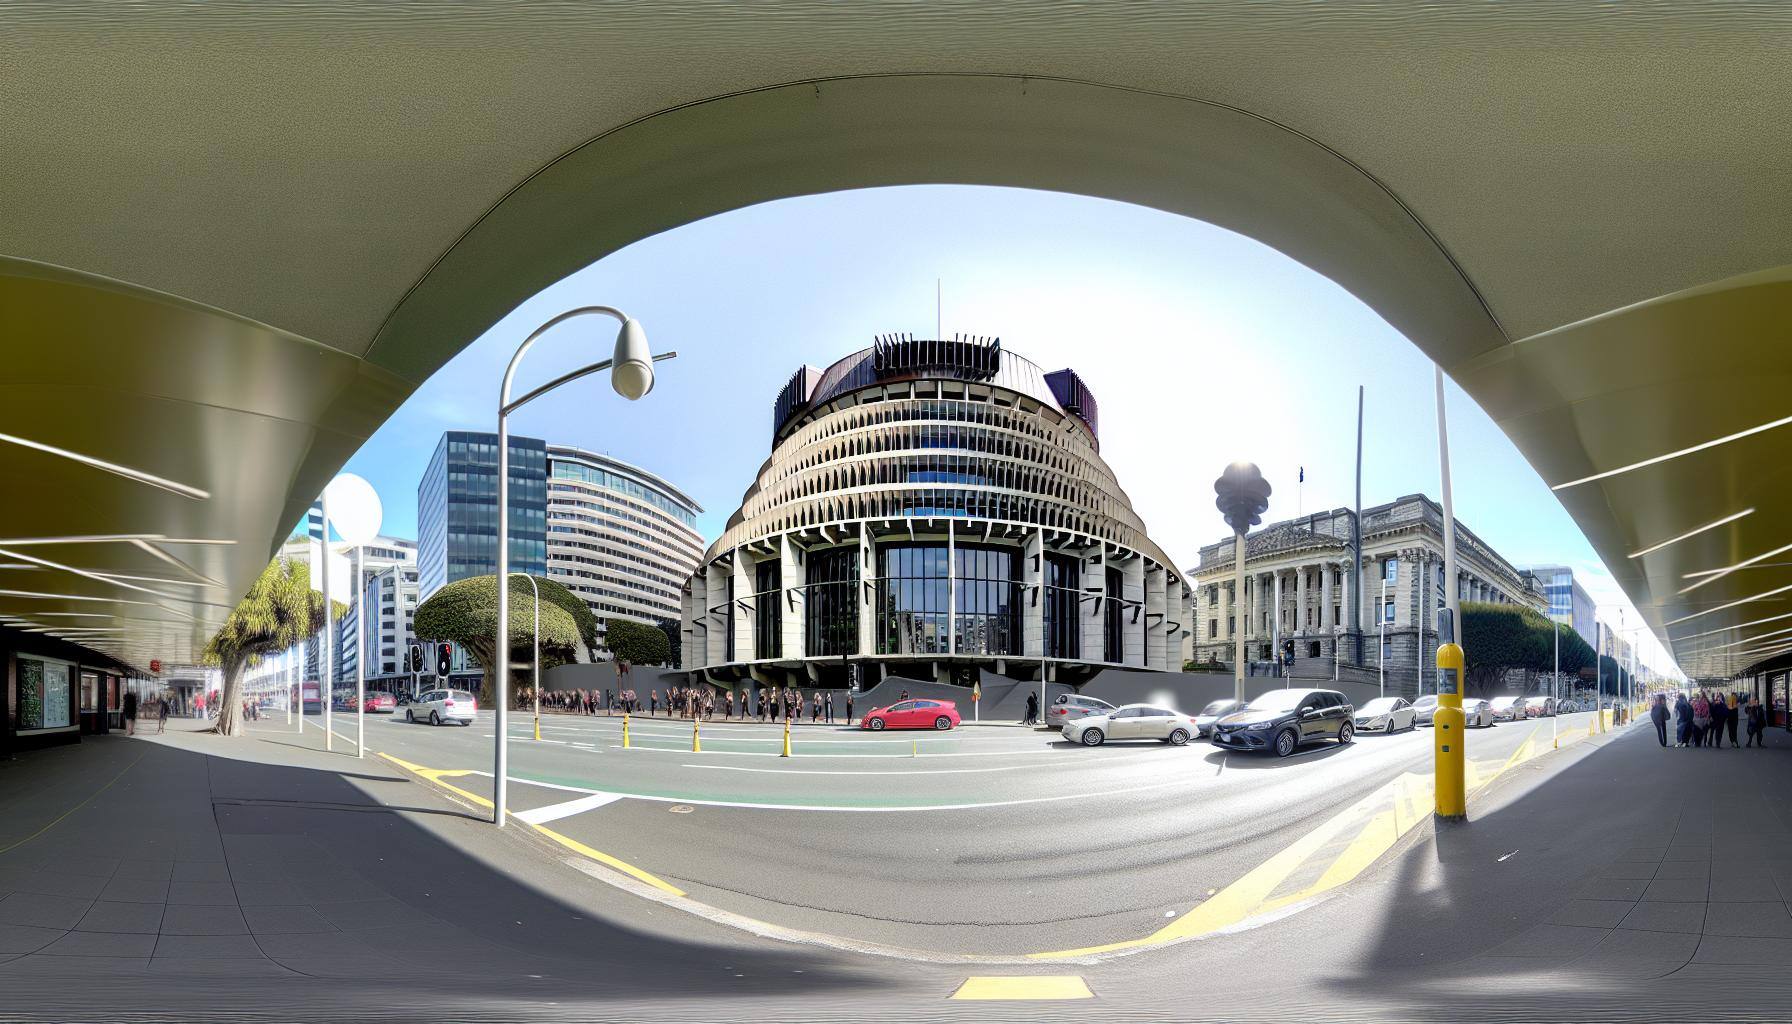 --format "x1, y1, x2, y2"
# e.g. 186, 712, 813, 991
378, 752, 683, 896
952, 976, 1092, 1001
